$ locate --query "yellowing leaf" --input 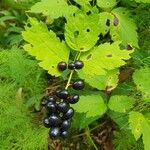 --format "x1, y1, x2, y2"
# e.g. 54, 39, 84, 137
78, 41, 133, 76
133, 67, 150, 102
22, 17, 69, 77
79, 69, 119, 90
108, 96, 135, 113
65, 13, 100, 51
110, 7, 138, 47
72, 94, 107, 119
30, 0, 77, 19
129, 111, 150, 150
129, 111, 144, 140
97, 0, 117, 9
